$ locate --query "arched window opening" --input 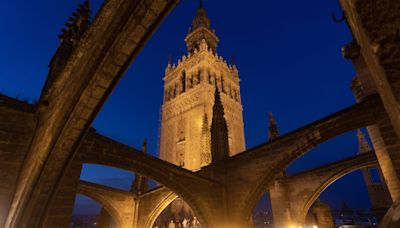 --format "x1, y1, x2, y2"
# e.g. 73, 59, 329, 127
71, 194, 118, 228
